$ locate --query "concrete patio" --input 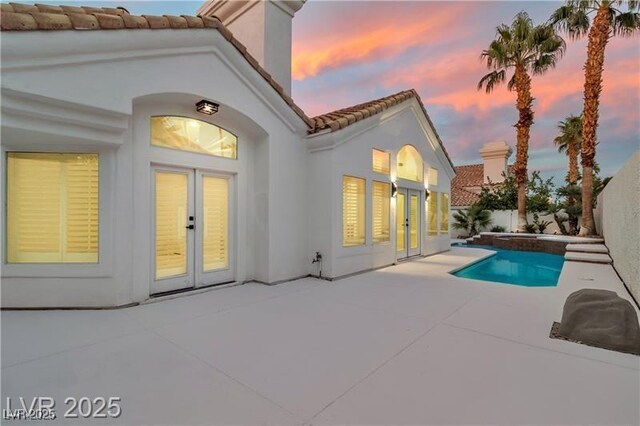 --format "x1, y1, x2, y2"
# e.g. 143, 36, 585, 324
2, 247, 638, 425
